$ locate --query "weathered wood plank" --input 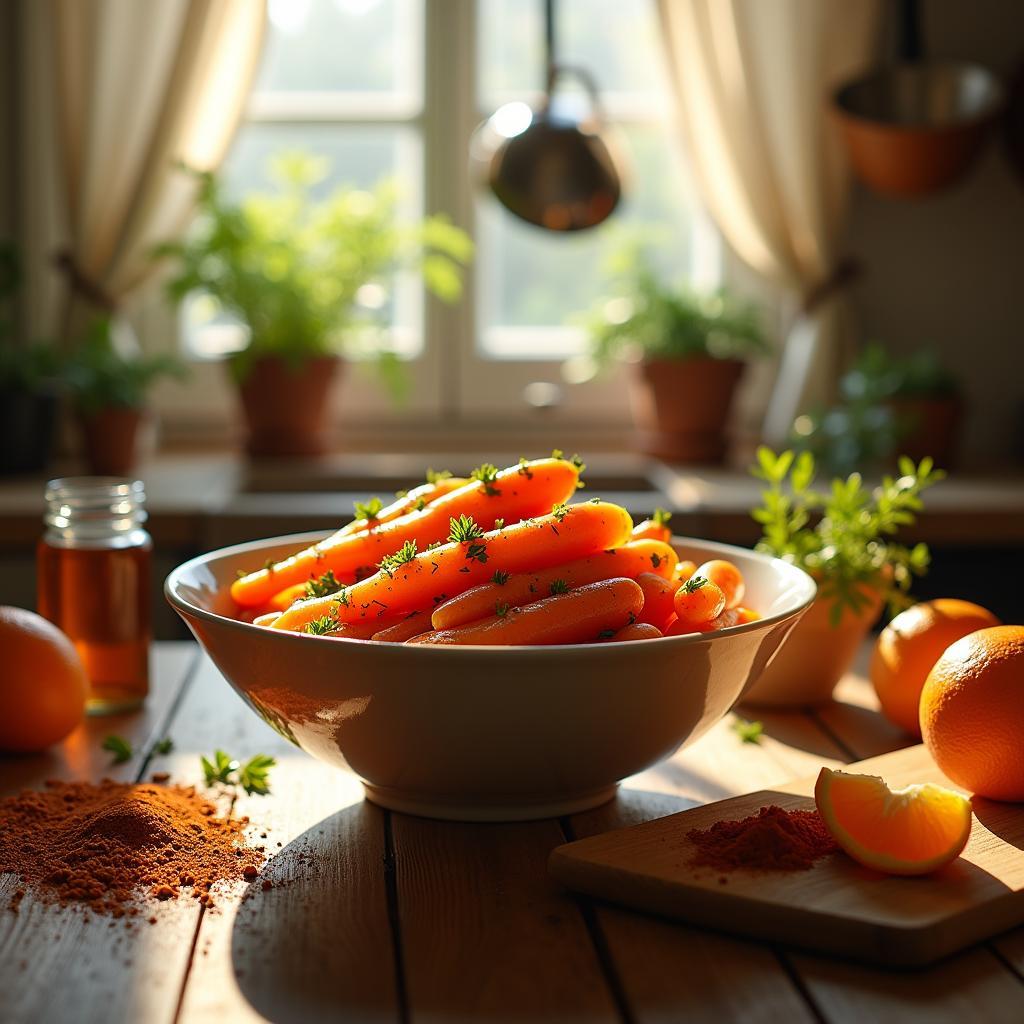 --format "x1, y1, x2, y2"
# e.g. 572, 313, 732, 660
0, 644, 199, 1024
171, 655, 399, 1024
